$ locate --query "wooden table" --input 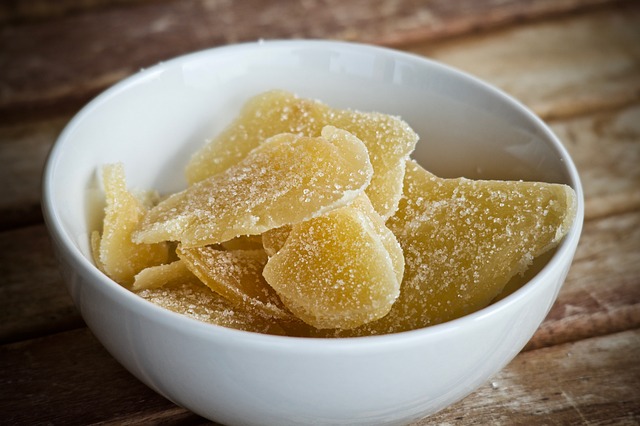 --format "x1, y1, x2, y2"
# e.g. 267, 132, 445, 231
1, 1, 639, 424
